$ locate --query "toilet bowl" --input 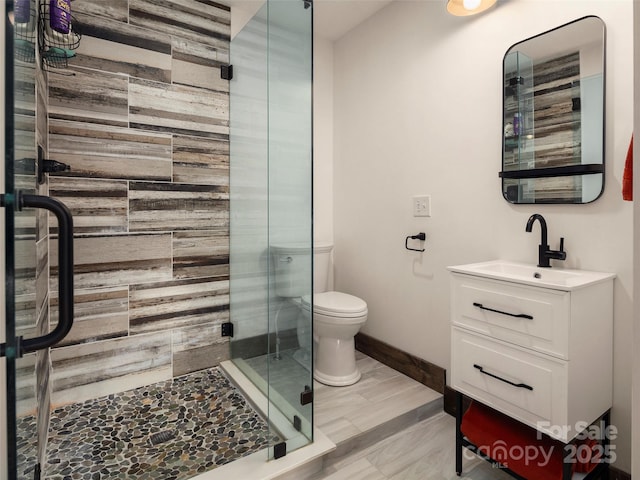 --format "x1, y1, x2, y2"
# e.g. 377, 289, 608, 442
302, 291, 368, 386
271, 242, 368, 386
